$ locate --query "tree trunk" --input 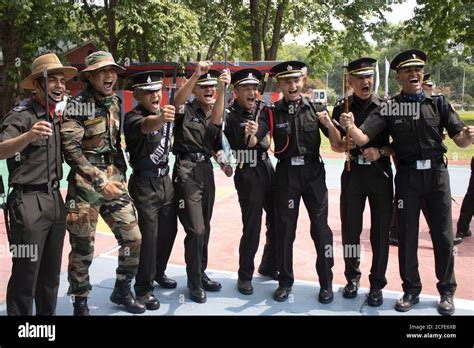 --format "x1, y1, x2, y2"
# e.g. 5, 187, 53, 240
105, 0, 118, 58
249, 0, 261, 60
206, 36, 220, 61
264, 0, 287, 60
0, 16, 22, 117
